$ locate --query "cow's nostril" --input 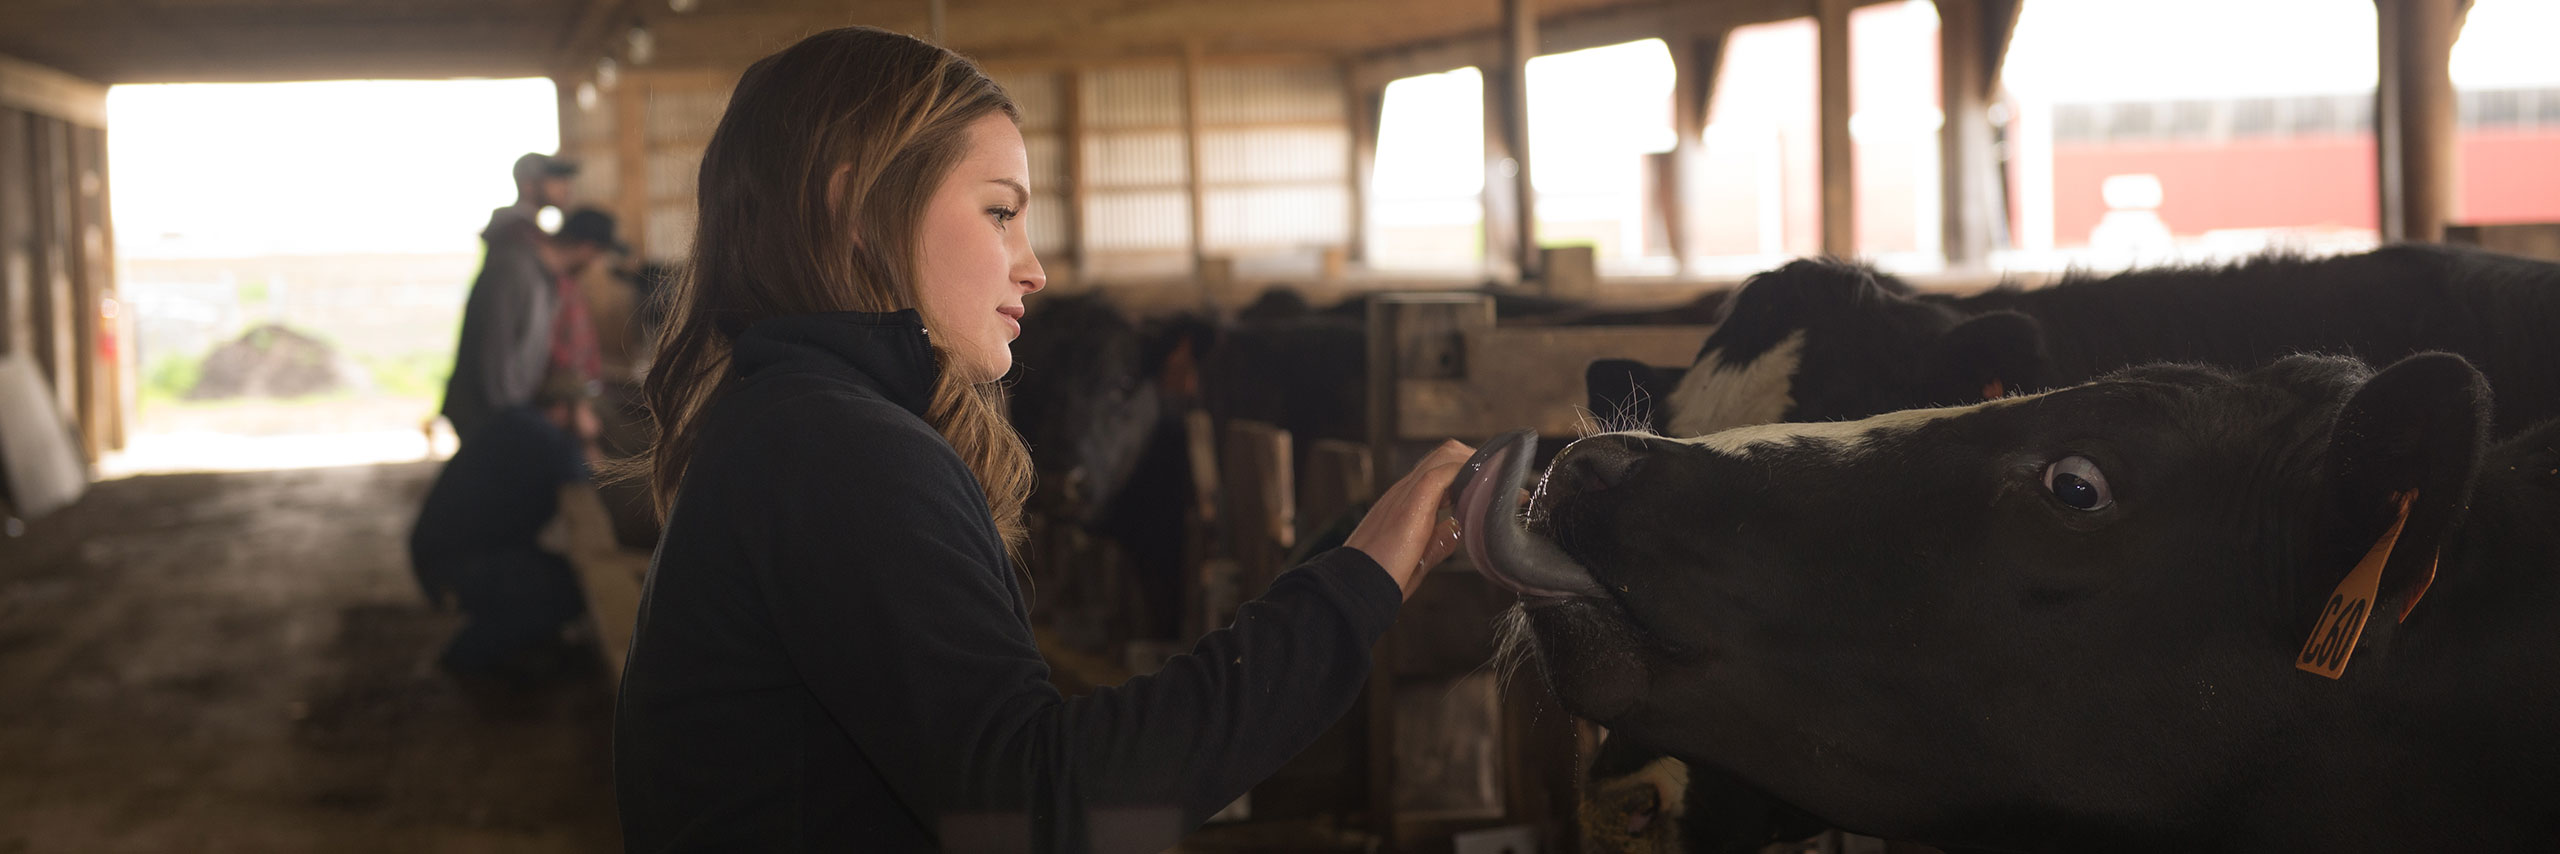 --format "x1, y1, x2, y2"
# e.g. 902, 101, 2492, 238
1550, 437, 1646, 501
